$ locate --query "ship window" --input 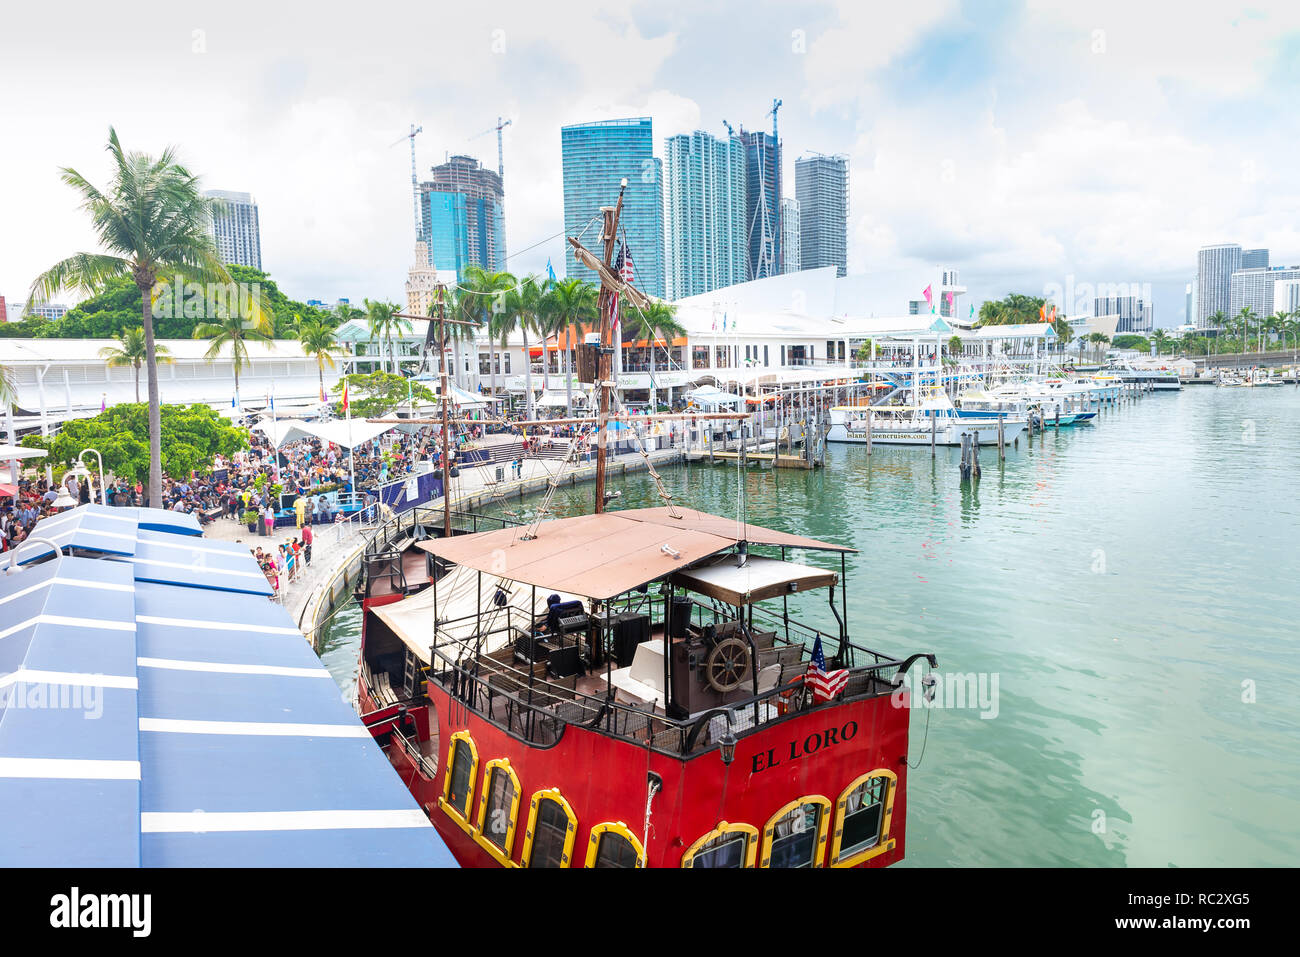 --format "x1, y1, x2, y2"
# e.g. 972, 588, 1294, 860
585, 822, 645, 868
831, 770, 898, 867
681, 822, 759, 868
761, 796, 831, 868
473, 760, 521, 866
439, 731, 479, 832
522, 789, 577, 868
